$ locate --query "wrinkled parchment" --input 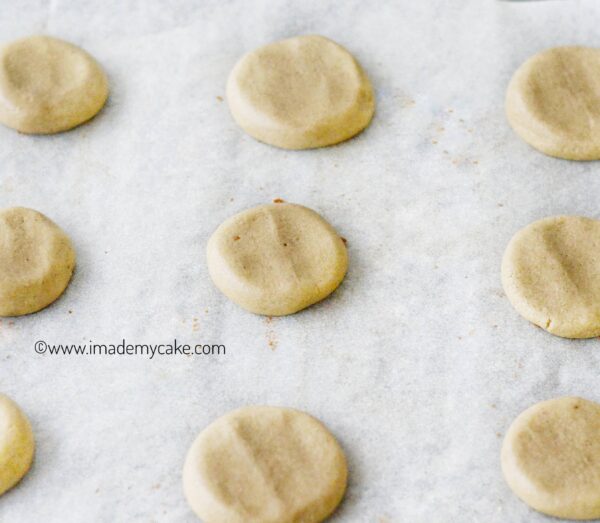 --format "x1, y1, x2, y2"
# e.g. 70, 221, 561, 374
1, 1, 600, 521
